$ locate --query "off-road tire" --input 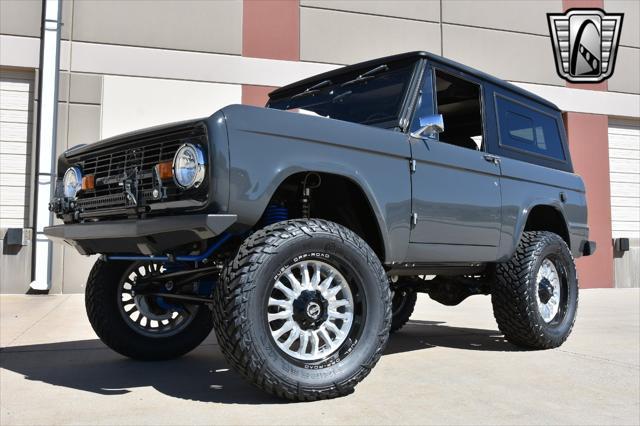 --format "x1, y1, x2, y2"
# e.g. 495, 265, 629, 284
390, 286, 417, 333
85, 259, 214, 360
492, 231, 578, 349
212, 219, 391, 401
